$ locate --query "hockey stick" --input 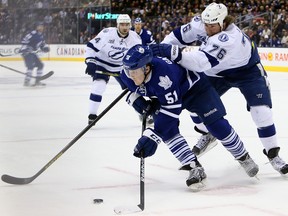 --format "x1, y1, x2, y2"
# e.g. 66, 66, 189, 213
0, 49, 41, 57
0, 53, 18, 57
138, 113, 147, 211
1, 88, 129, 185
95, 70, 120, 77
0, 64, 54, 81
114, 113, 147, 214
